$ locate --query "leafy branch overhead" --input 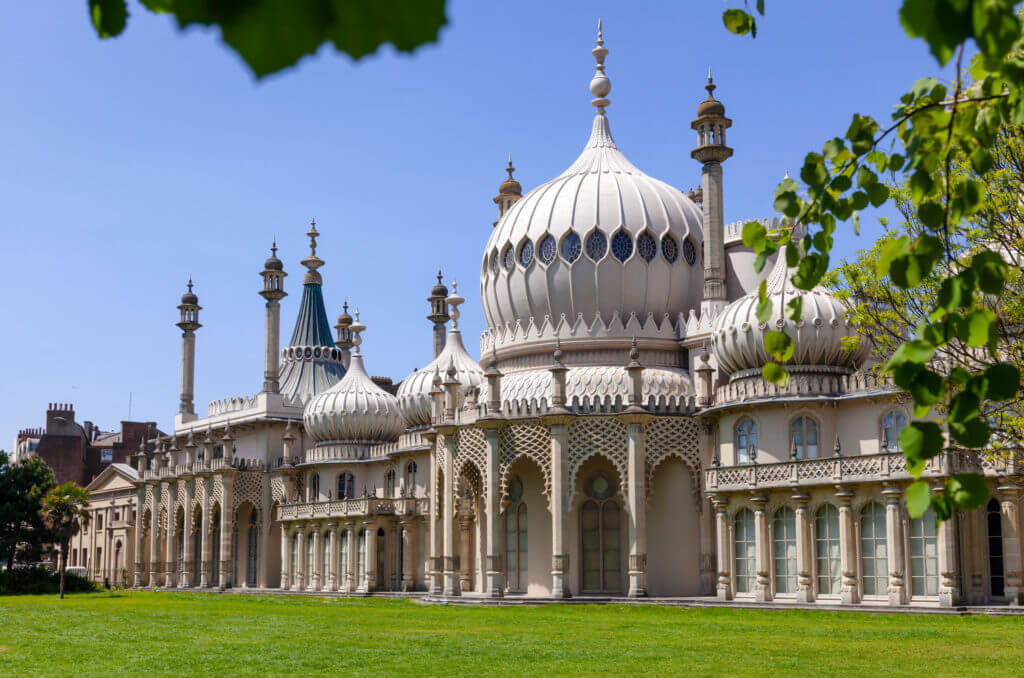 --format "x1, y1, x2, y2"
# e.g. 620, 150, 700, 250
88, 0, 448, 78
726, 0, 1024, 520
